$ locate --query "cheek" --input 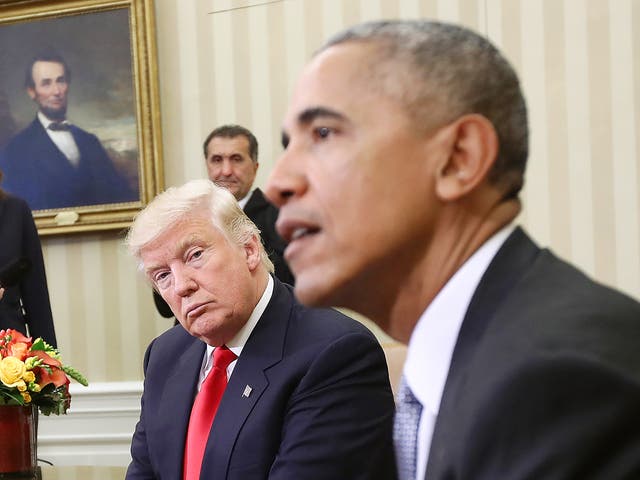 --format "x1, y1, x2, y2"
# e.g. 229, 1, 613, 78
161, 292, 180, 312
